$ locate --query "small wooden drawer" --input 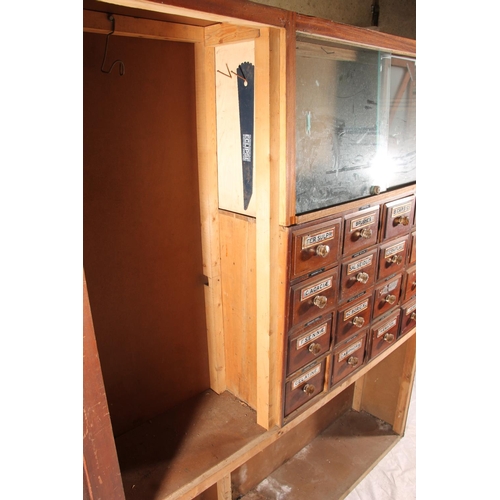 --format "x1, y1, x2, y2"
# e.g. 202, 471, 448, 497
368, 310, 400, 360
331, 332, 366, 386
402, 265, 416, 303
377, 236, 408, 281
400, 299, 416, 337
372, 274, 403, 319
342, 206, 379, 257
339, 249, 377, 301
290, 218, 341, 281
287, 316, 333, 376
335, 292, 373, 346
284, 358, 327, 416
381, 195, 416, 241
409, 230, 416, 265
289, 268, 338, 327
